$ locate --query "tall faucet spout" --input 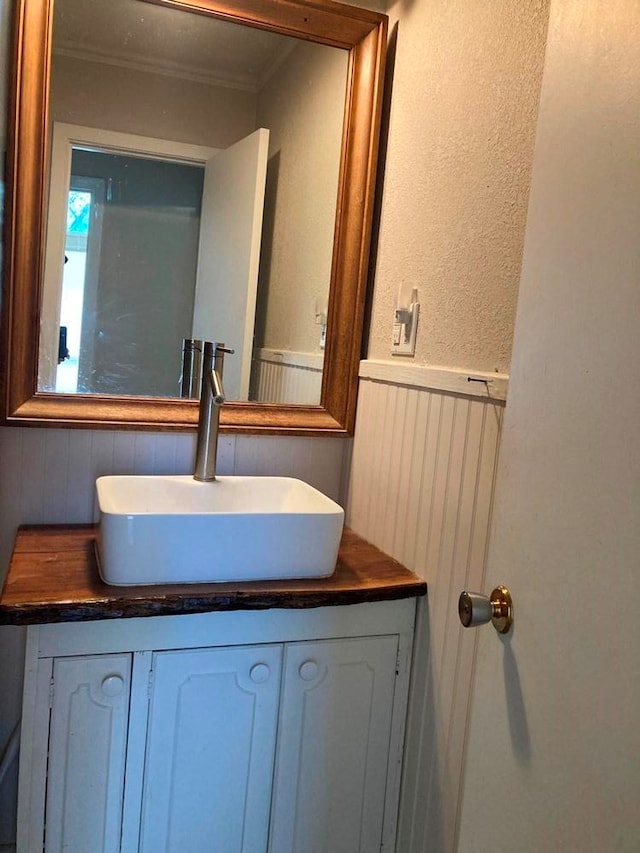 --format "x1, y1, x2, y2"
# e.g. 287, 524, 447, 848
193, 342, 233, 482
